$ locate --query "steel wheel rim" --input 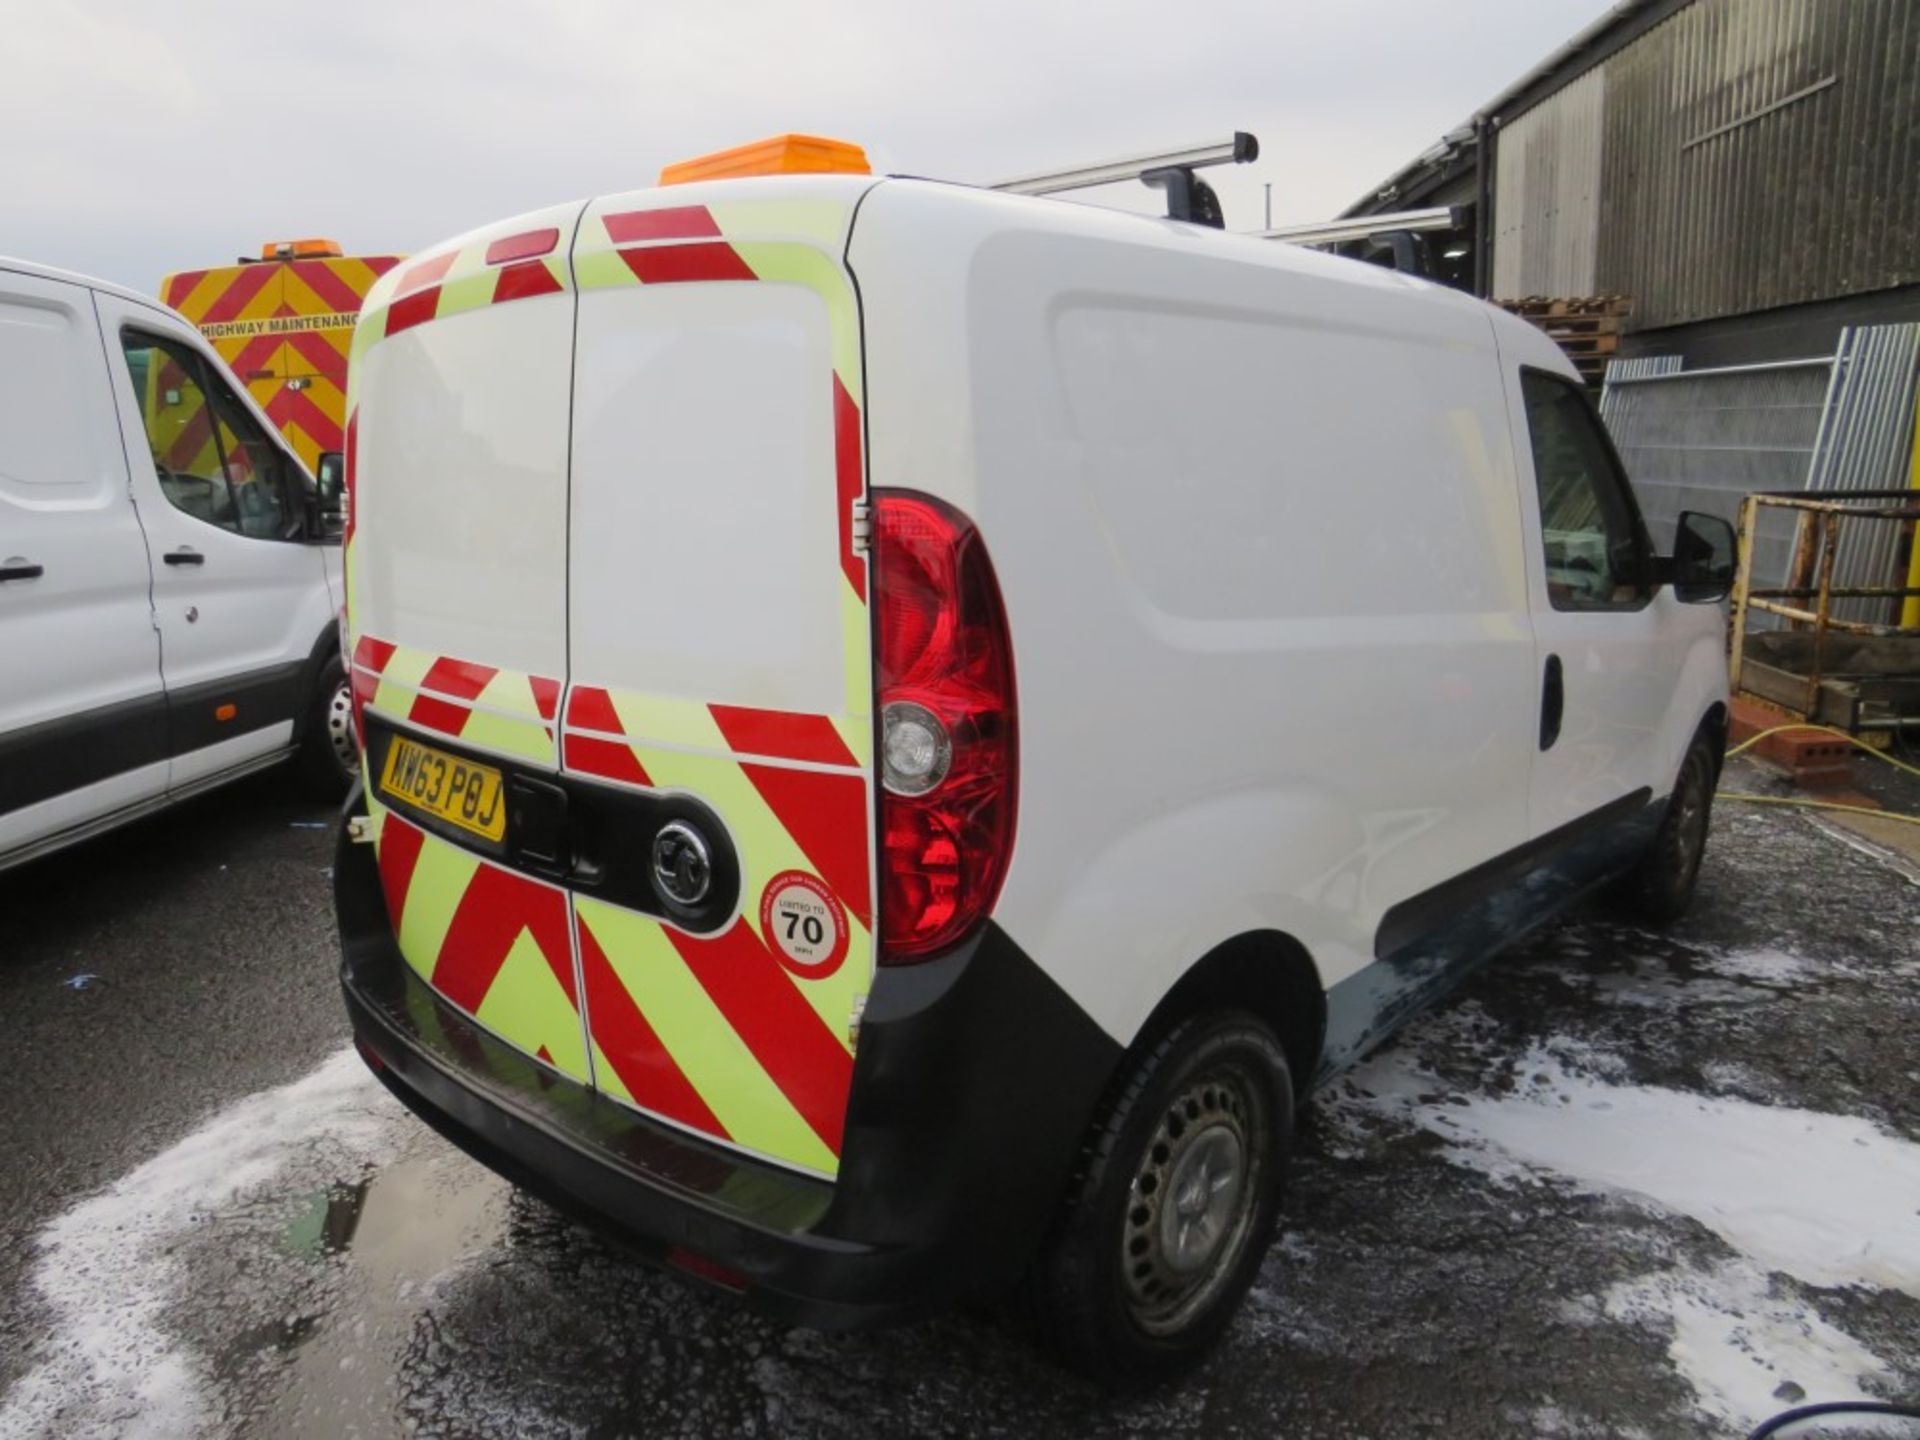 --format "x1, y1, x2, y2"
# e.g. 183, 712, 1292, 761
326, 678, 359, 776
1121, 1065, 1265, 1336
